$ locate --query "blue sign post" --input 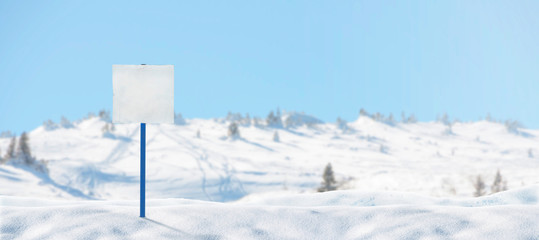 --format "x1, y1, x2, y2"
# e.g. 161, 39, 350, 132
112, 64, 174, 218
140, 123, 146, 218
